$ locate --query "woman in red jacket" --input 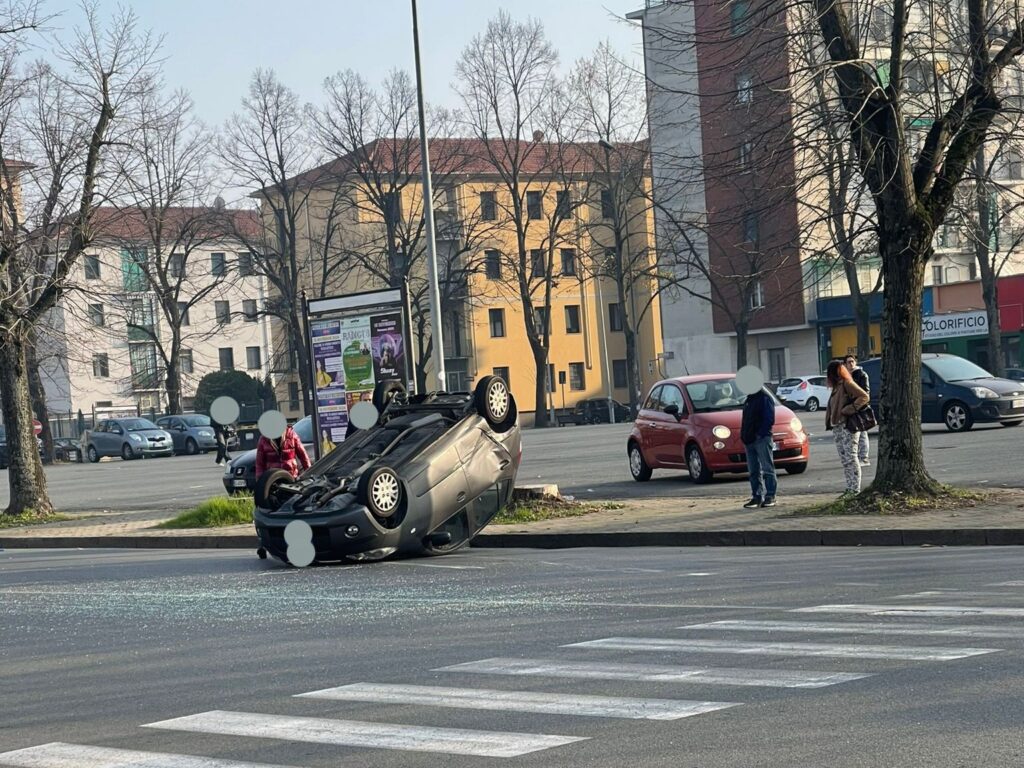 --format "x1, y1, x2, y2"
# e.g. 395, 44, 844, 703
255, 423, 311, 480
